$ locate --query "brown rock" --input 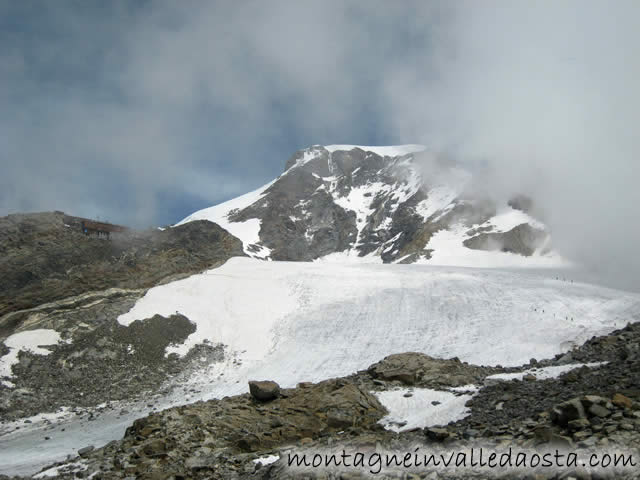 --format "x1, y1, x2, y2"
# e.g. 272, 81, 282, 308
612, 393, 633, 409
